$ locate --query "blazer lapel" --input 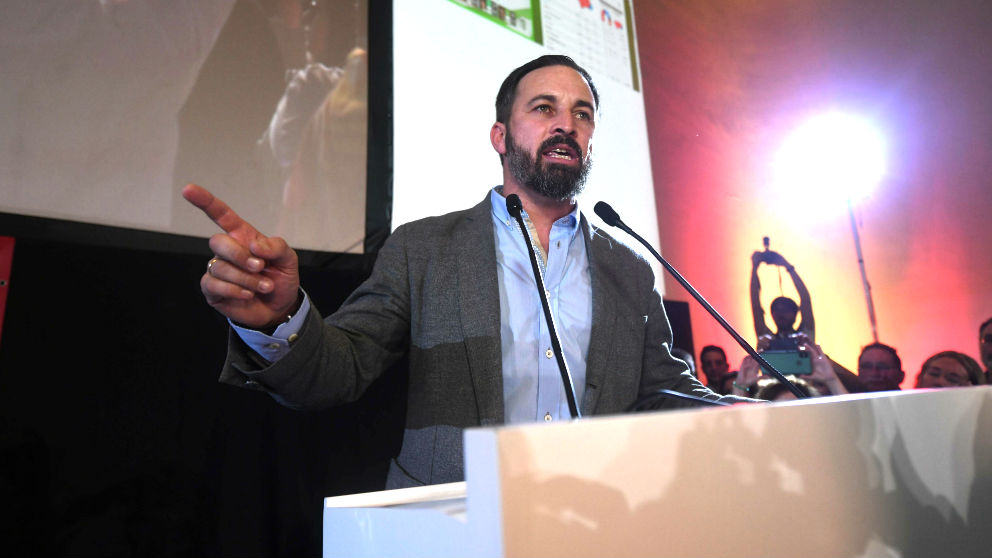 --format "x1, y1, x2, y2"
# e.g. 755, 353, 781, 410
456, 196, 504, 425
582, 219, 621, 414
